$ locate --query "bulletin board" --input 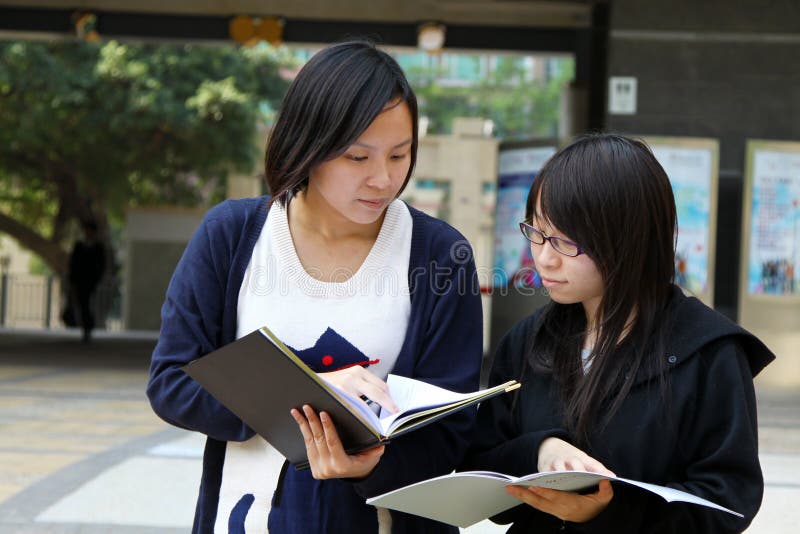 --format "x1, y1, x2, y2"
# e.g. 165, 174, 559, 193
644, 137, 719, 306
740, 140, 800, 303
738, 139, 800, 388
